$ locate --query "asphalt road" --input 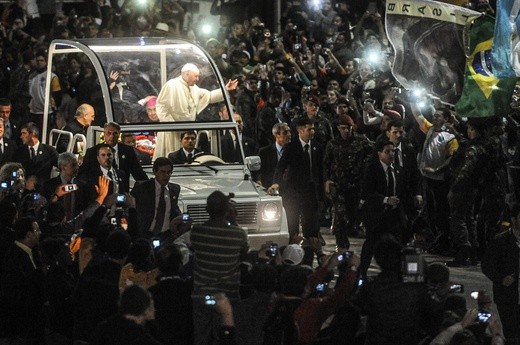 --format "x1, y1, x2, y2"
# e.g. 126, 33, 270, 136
320, 227, 495, 312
